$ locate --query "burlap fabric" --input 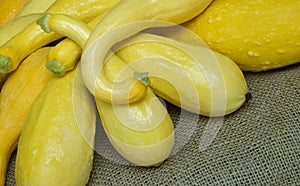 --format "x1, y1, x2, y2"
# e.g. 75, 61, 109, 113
5, 63, 300, 185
